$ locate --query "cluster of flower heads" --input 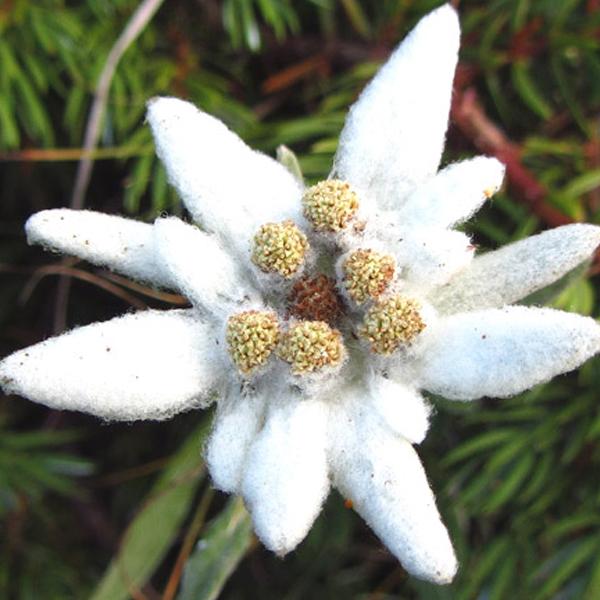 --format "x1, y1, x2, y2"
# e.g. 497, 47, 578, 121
1, 4, 600, 585
226, 174, 432, 380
